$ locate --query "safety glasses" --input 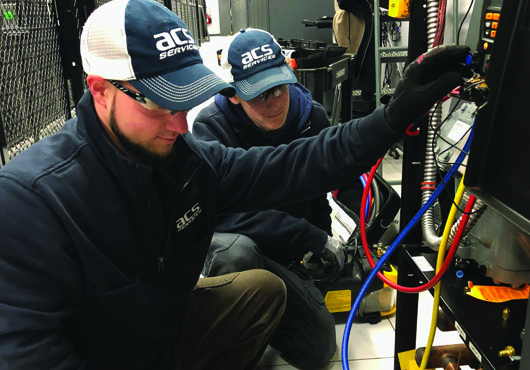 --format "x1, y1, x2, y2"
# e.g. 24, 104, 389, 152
247, 84, 289, 106
108, 80, 182, 118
